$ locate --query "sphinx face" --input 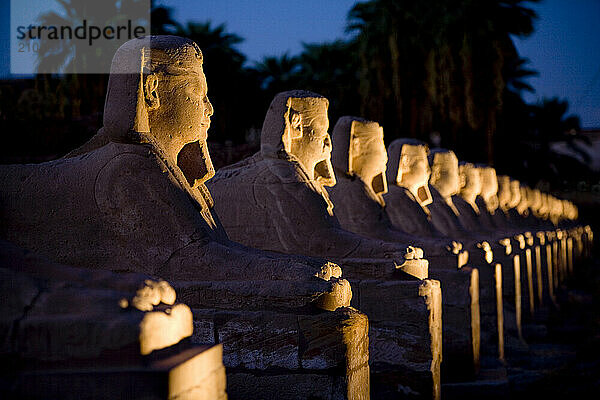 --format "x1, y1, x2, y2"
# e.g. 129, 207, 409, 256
539, 192, 549, 216
519, 186, 530, 207
148, 61, 215, 187
430, 151, 460, 198
509, 179, 521, 208
288, 99, 335, 186
397, 144, 432, 205
531, 188, 542, 212
549, 197, 562, 219
497, 175, 512, 209
351, 121, 388, 196
479, 167, 498, 200
459, 164, 482, 199
398, 145, 429, 188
